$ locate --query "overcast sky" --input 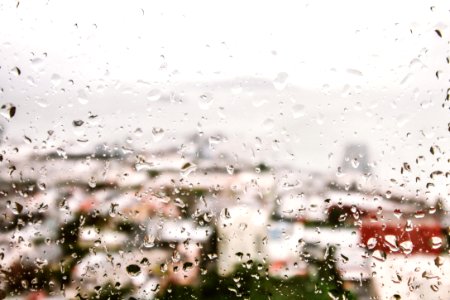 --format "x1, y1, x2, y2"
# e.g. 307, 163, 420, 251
0, 0, 449, 199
